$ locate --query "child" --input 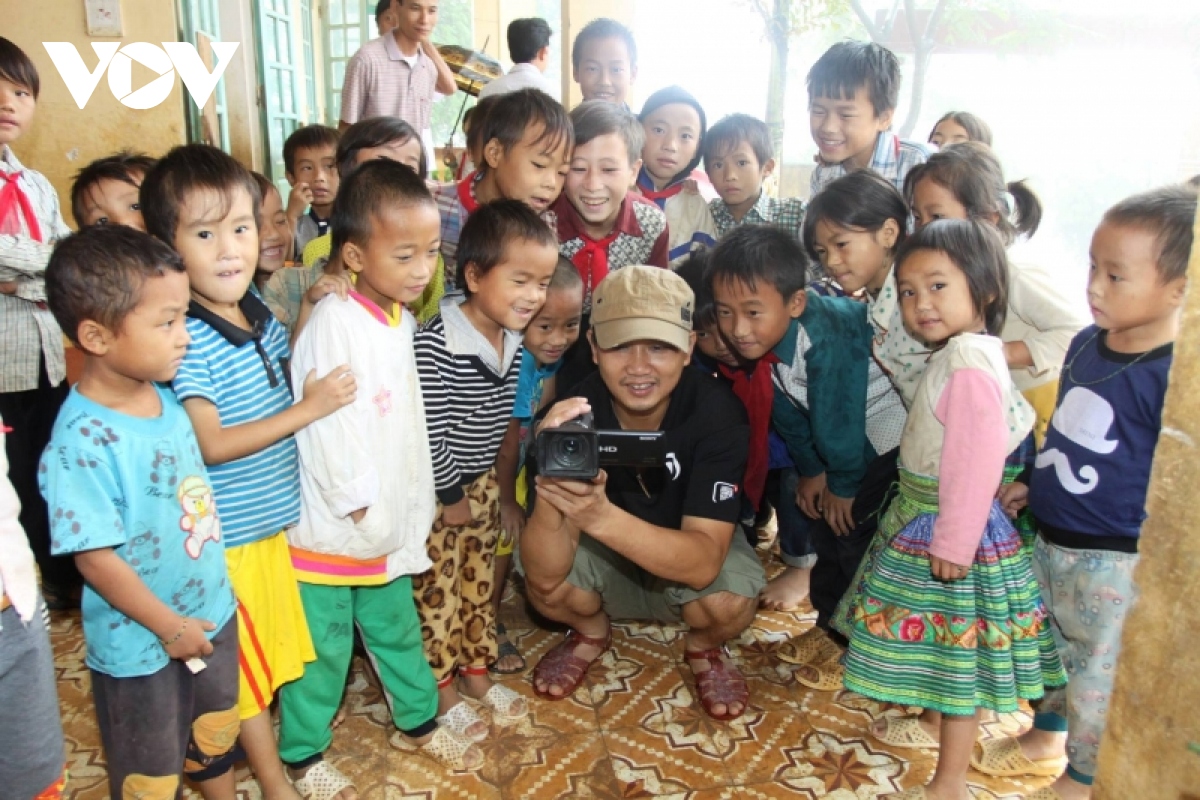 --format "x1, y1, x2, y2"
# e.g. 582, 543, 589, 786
906, 141, 1088, 441
840, 219, 1064, 800
70, 150, 157, 230
284, 124, 341, 256
571, 18, 637, 106
807, 40, 930, 198
976, 185, 1195, 800
253, 172, 295, 290
41, 225, 241, 798
702, 114, 813, 278
636, 86, 718, 266
299, 116, 429, 268
414, 199, 559, 742
678, 250, 812, 610
1, 417, 65, 800
554, 100, 668, 304
708, 224, 907, 670
264, 117, 427, 334
142, 144, 352, 799
491, 256, 585, 674
283, 159, 483, 784
928, 111, 992, 149
0, 37, 80, 610
432, 88, 572, 284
